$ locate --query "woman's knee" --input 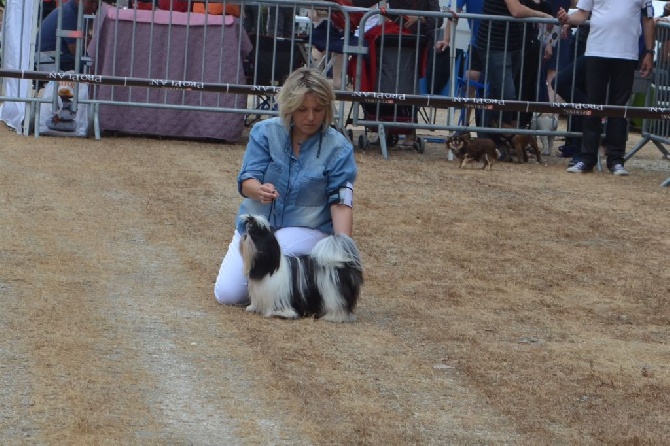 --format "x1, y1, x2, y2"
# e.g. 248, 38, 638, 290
214, 231, 248, 305
214, 281, 248, 305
